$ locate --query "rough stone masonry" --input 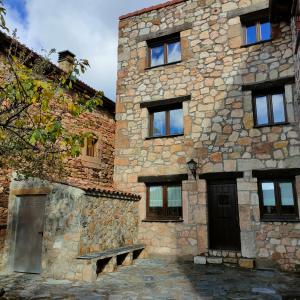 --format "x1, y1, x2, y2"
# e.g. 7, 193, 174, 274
114, 0, 300, 271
